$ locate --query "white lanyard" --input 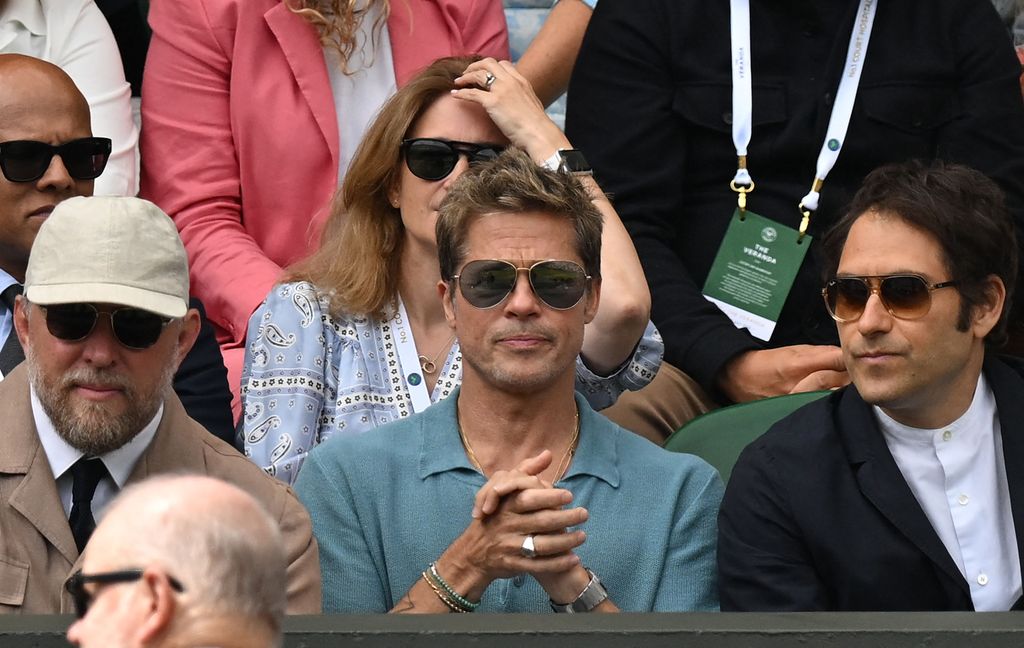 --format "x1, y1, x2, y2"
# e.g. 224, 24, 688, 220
729, 0, 877, 231
392, 298, 433, 413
